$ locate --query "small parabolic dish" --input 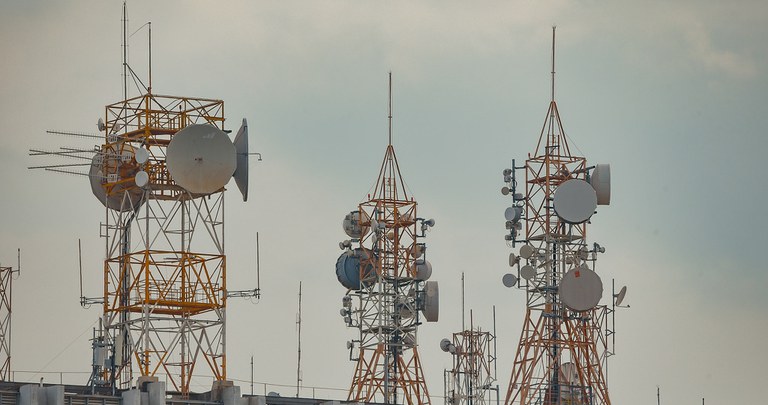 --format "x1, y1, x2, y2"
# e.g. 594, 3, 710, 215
166, 124, 236, 195
508, 253, 517, 267
519, 244, 536, 259
410, 244, 424, 259
343, 210, 371, 239
520, 265, 537, 281
501, 186, 510, 195
502, 273, 518, 288
559, 267, 603, 312
232, 119, 249, 201
423, 281, 439, 322
553, 179, 597, 224
134, 147, 149, 164
134, 170, 149, 188
615, 285, 627, 306
505, 206, 522, 222
439, 338, 452, 352
589, 164, 611, 206
89, 151, 143, 212
335, 248, 376, 290
414, 259, 432, 281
